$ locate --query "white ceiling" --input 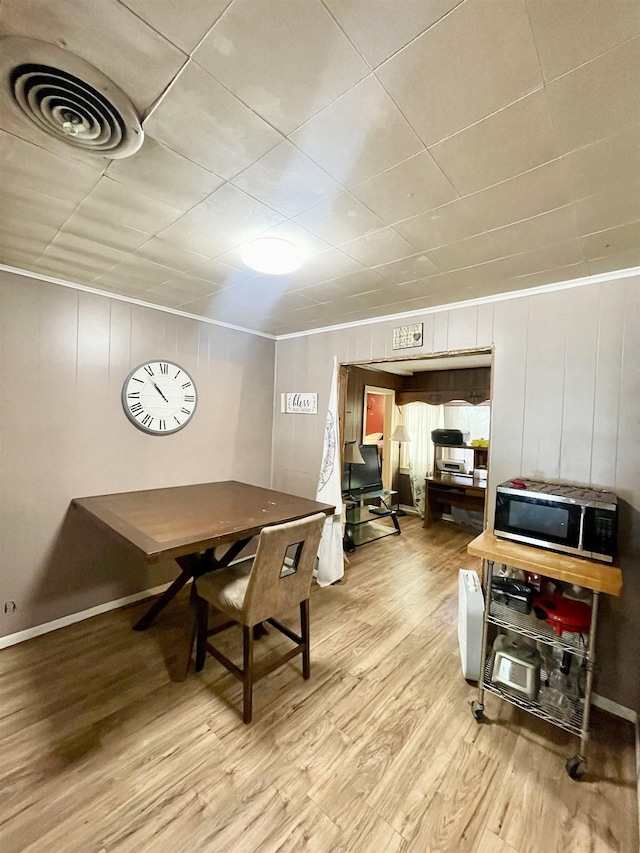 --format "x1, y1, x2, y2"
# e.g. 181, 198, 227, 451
1, 0, 639, 337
